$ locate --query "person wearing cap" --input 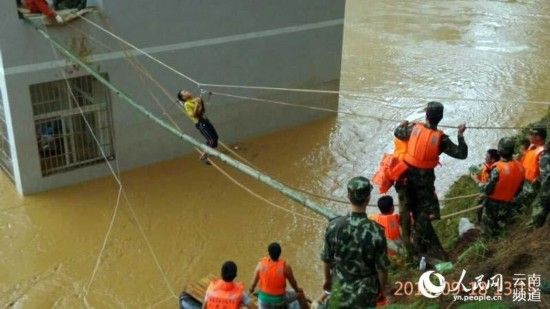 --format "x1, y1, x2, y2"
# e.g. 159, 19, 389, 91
479, 137, 524, 237
177, 89, 219, 163
529, 140, 550, 227
321, 176, 390, 308
394, 101, 468, 261
518, 128, 547, 206
22, 0, 64, 23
